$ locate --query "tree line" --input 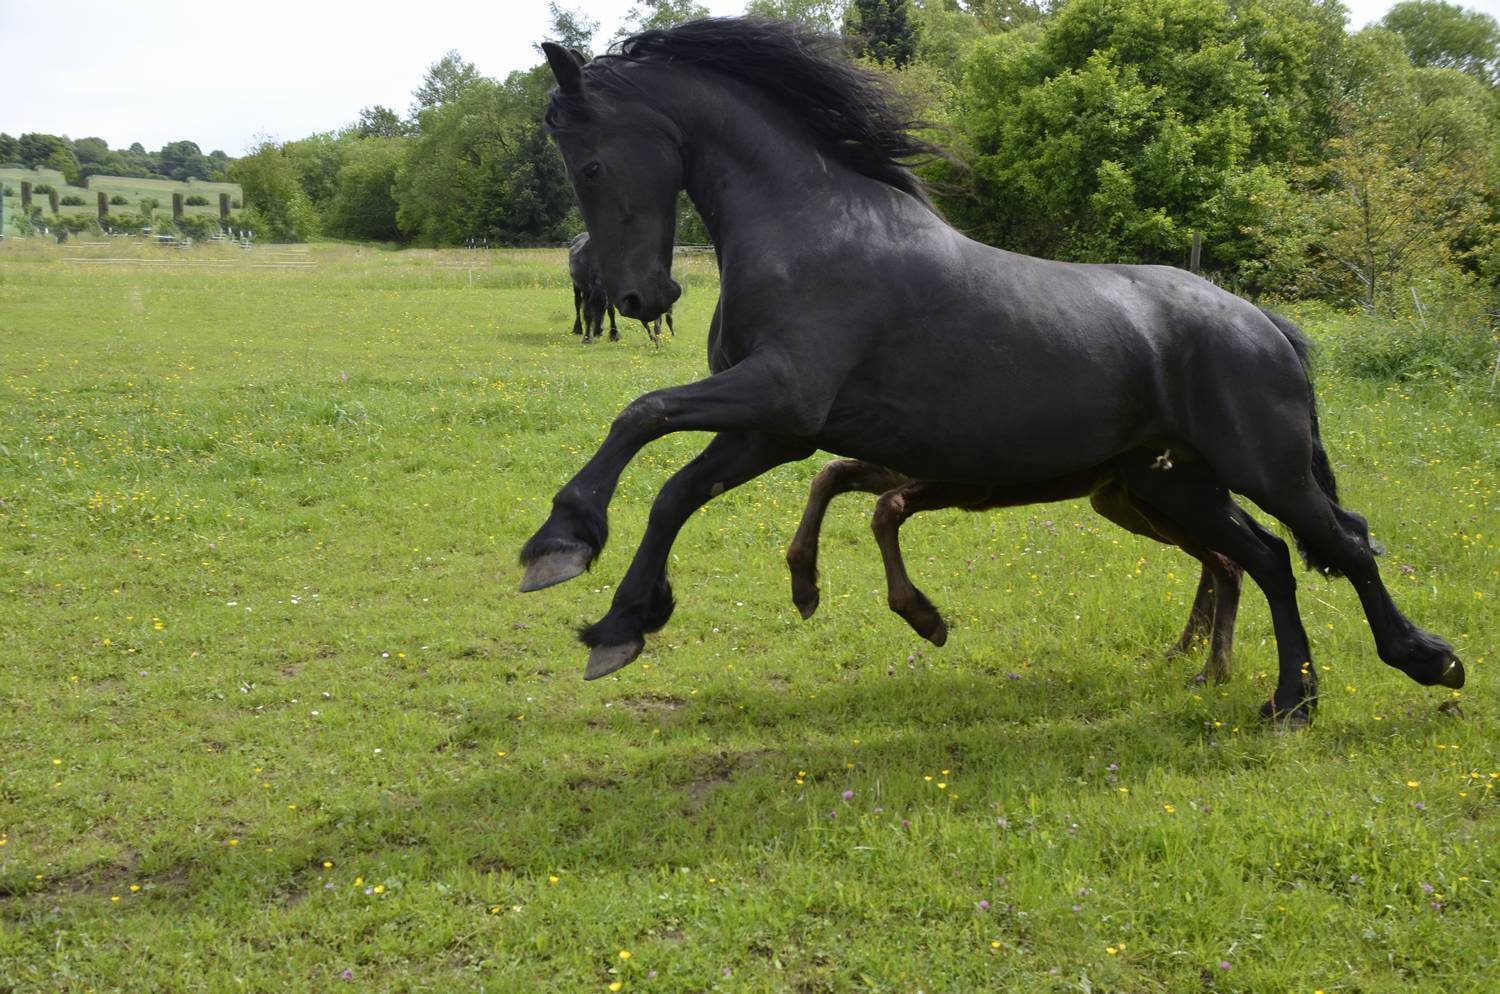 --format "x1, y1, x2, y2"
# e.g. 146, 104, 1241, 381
0, 133, 231, 185
10, 0, 1500, 318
